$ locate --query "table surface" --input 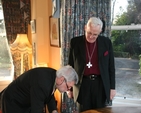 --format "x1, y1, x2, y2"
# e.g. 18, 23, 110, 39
81, 106, 141, 113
